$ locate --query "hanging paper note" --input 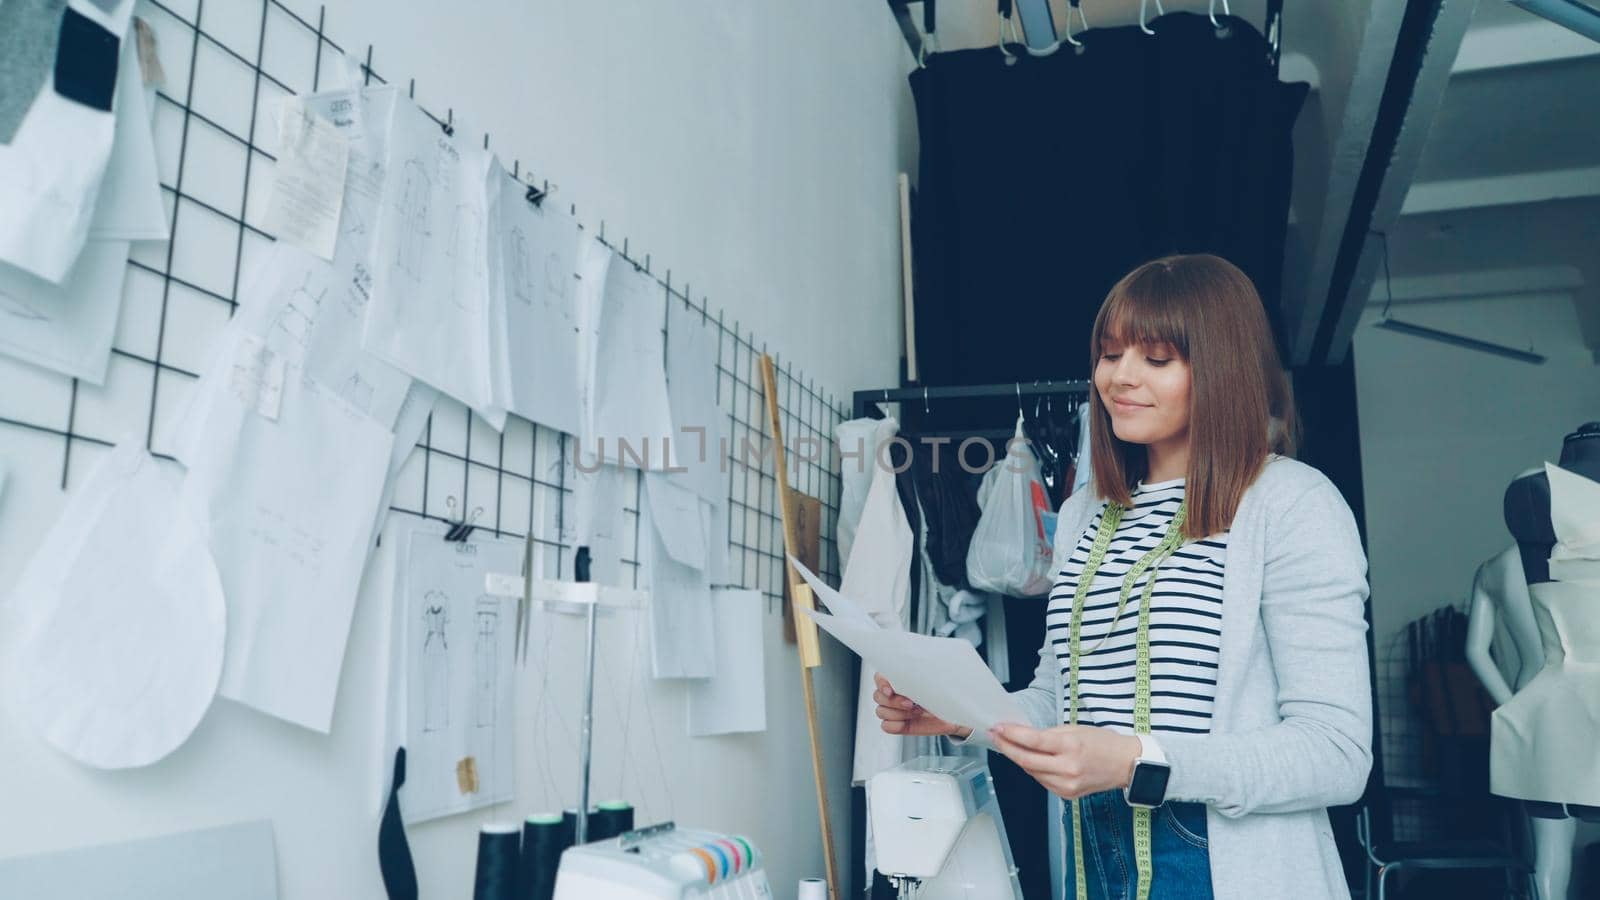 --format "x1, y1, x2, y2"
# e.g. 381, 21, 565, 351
263, 102, 349, 260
